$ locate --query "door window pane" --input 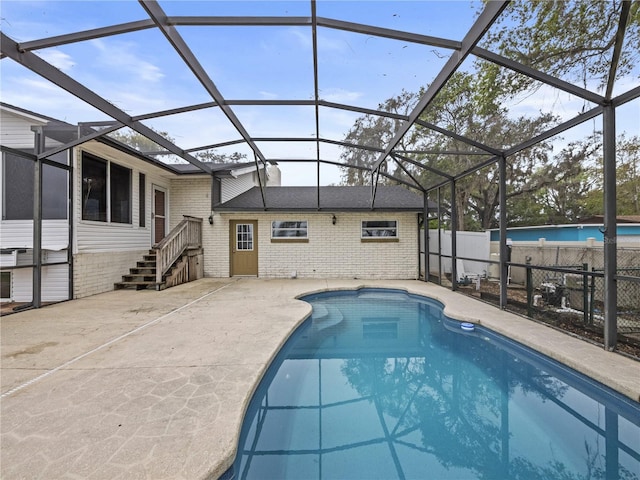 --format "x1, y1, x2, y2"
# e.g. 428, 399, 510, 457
236, 224, 254, 250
